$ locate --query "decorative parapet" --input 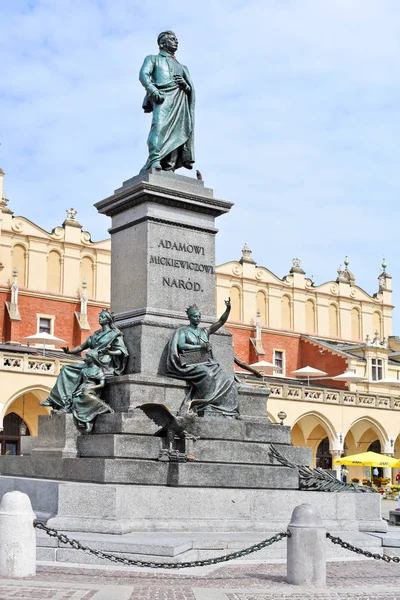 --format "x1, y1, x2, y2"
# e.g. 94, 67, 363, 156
0, 353, 76, 376
266, 381, 400, 410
